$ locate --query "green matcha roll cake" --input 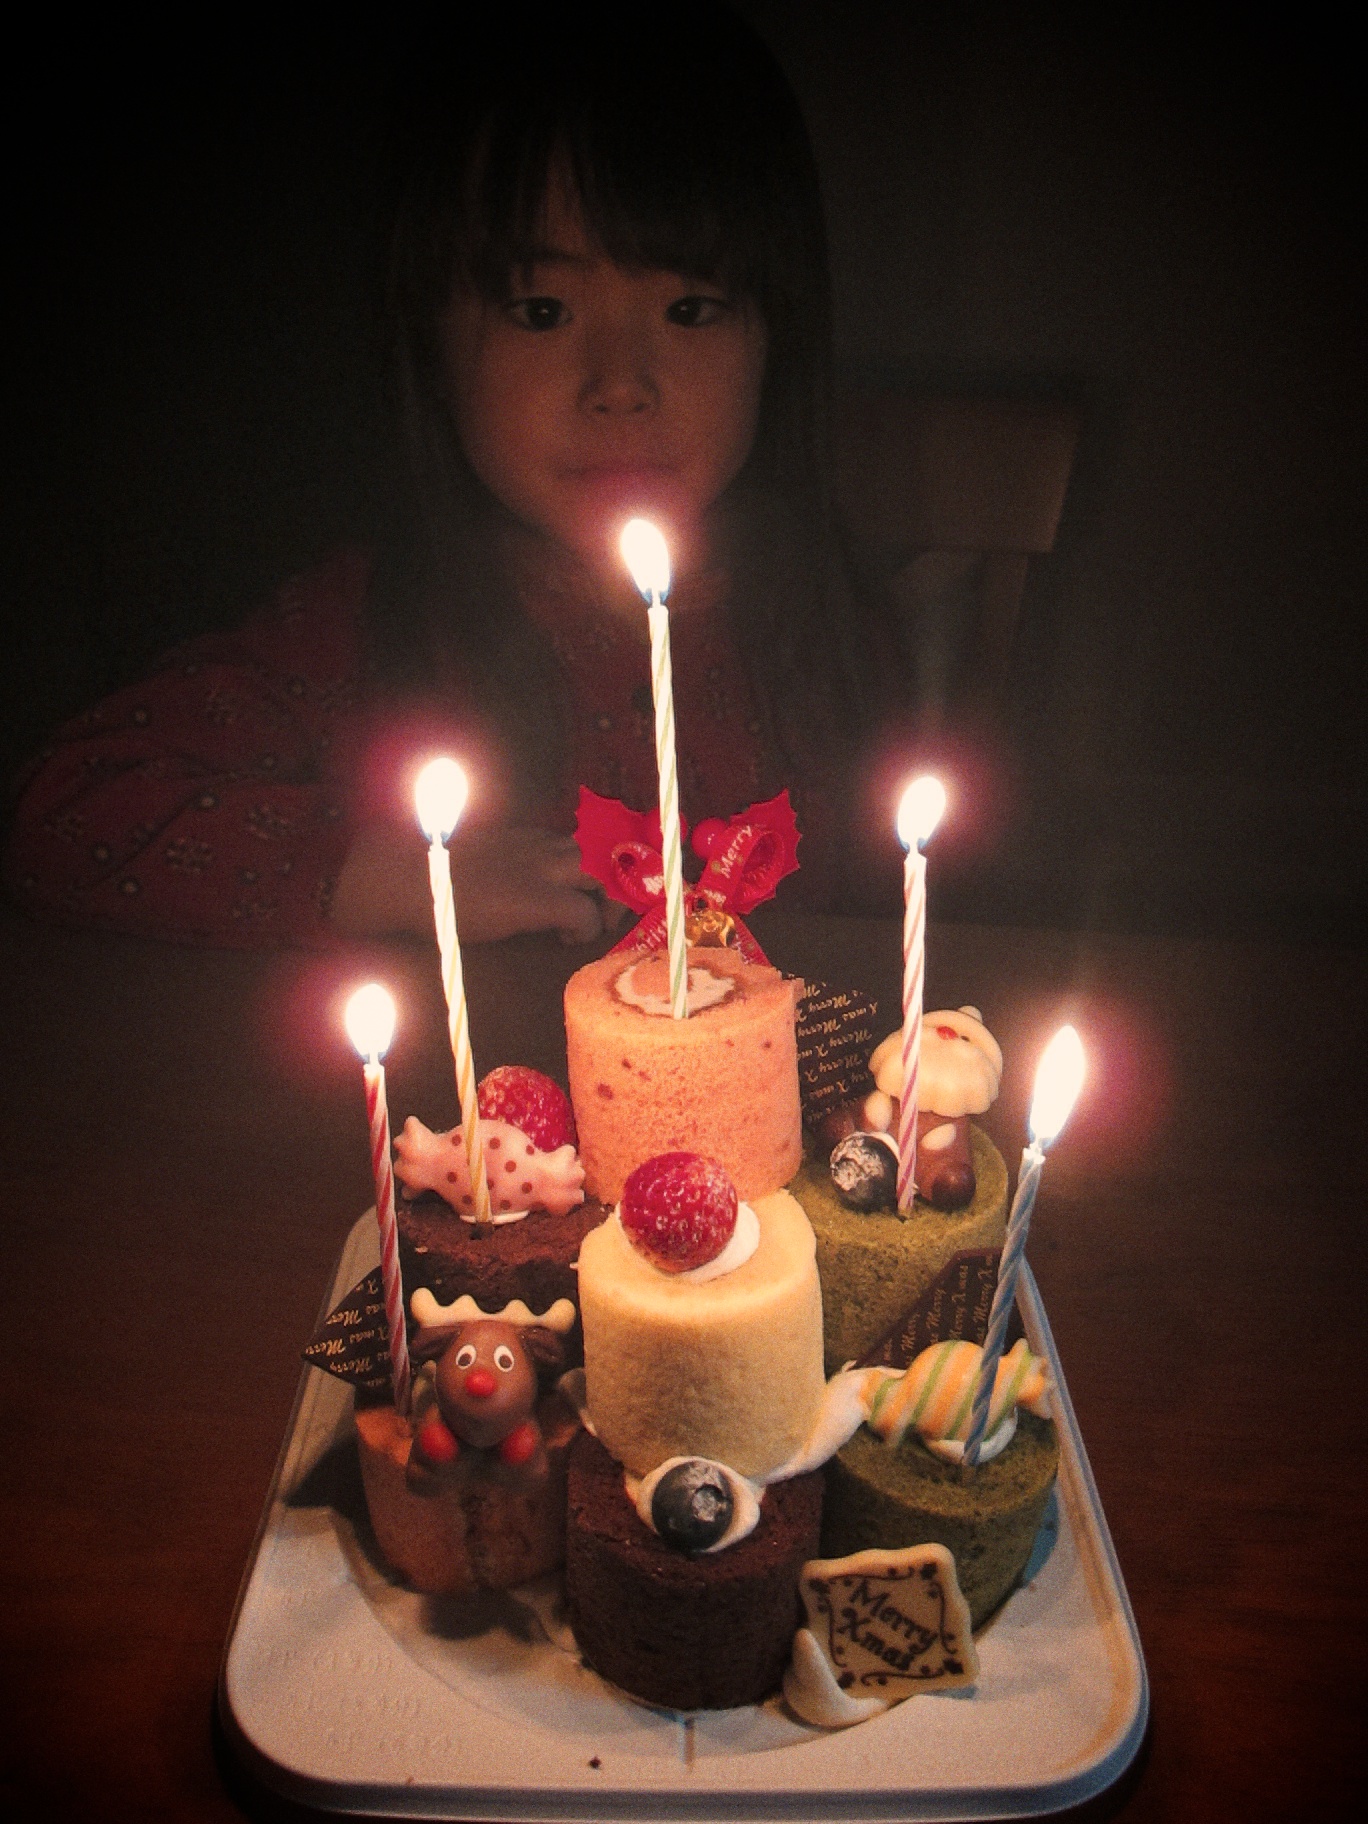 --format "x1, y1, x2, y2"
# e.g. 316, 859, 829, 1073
793, 1125, 1009, 1374
821, 1409, 1059, 1629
